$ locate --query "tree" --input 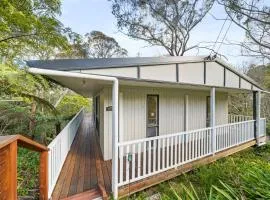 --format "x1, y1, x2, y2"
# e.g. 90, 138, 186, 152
219, 0, 270, 60
229, 63, 270, 126
0, 0, 70, 60
56, 31, 127, 58
55, 30, 88, 59
110, 0, 215, 56
84, 31, 128, 58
